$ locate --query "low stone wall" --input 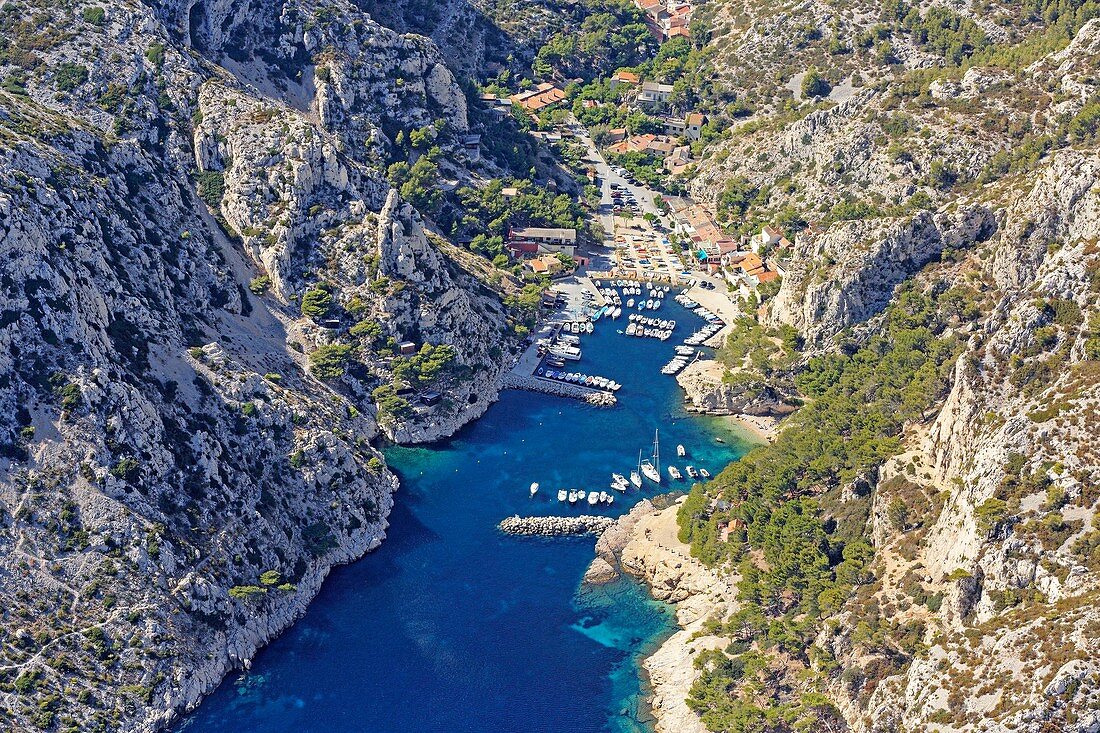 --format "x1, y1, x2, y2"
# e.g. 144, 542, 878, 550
498, 515, 616, 537
500, 373, 616, 406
